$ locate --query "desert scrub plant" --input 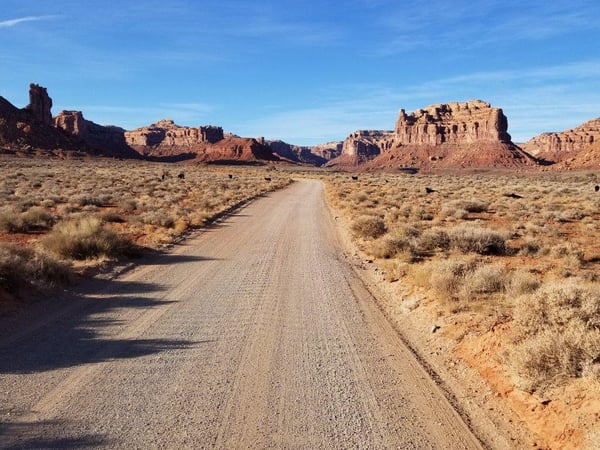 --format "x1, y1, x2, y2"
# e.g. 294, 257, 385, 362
40, 217, 138, 260
519, 238, 544, 256
507, 271, 540, 296
351, 216, 387, 239
465, 263, 508, 296
20, 207, 54, 230
447, 225, 510, 255
429, 256, 481, 301
417, 227, 450, 253
0, 206, 53, 232
369, 232, 411, 259
0, 243, 72, 292
0, 208, 26, 233
511, 280, 600, 392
